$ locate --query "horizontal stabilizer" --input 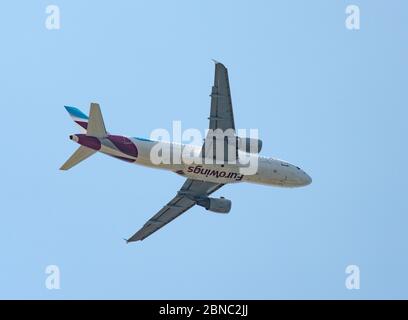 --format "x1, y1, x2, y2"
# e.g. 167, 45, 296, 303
60, 146, 96, 170
87, 103, 107, 137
